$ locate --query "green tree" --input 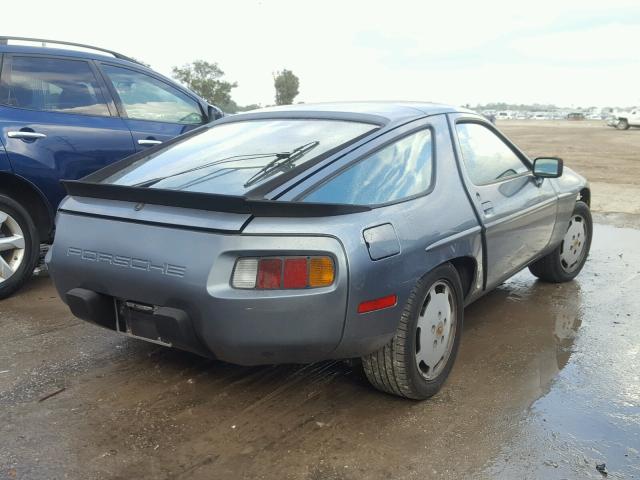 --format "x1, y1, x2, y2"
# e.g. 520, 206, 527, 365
236, 104, 262, 112
172, 60, 238, 112
273, 69, 299, 105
